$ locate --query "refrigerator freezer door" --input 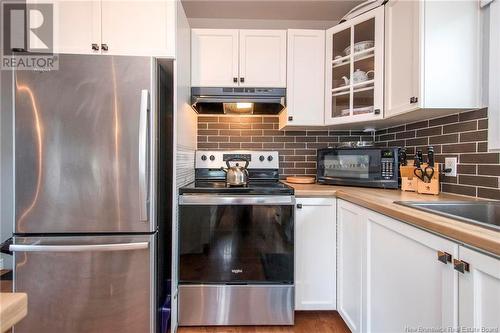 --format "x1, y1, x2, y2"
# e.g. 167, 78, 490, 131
12, 235, 155, 333
14, 54, 155, 233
